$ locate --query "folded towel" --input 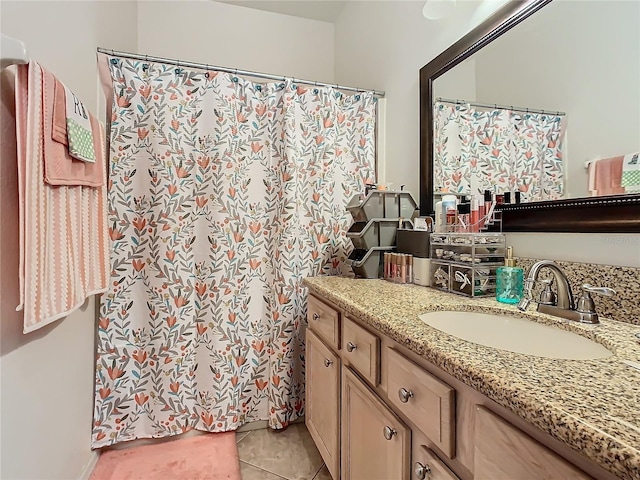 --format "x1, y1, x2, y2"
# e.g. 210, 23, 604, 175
588, 156, 625, 196
51, 78, 67, 144
15, 61, 109, 333
63, 83, 95, 162
621, 152, 640, 193
45, 77, 105, 186
587, 159, 596, 194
